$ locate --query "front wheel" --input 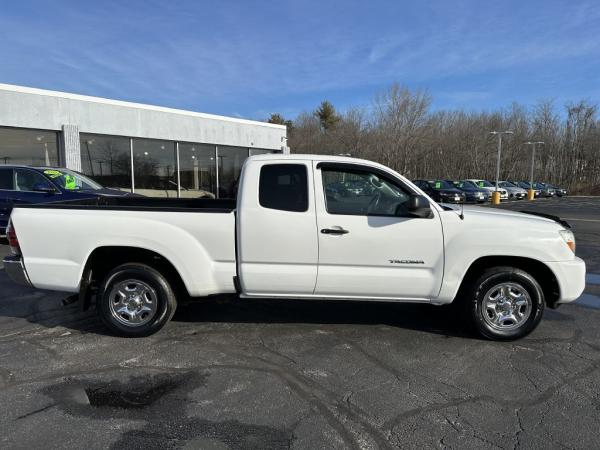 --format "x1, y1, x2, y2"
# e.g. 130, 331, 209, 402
466, 266, 545, 340
97, 263, 177, 337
